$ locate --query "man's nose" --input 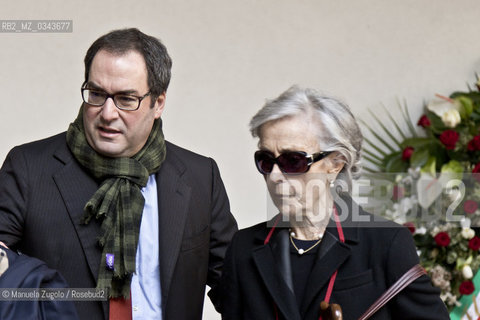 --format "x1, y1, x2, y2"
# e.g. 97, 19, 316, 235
100, 97, 119, 121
